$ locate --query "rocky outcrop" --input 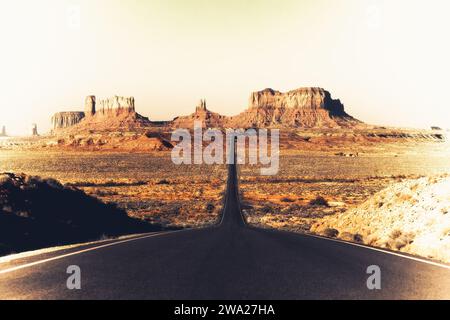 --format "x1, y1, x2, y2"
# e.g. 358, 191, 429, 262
52, 112, 85, 130
32, 124, 39, 136
79, 95, 150, 131
247, 88, 345, 113
84, 96, 96, 117
52, 95, 151, 134
83, 95, 135, 117
0, 126, 6, 137
172, 99, 226, 128
196, 99, 207, 112
226, 87, 359, 128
